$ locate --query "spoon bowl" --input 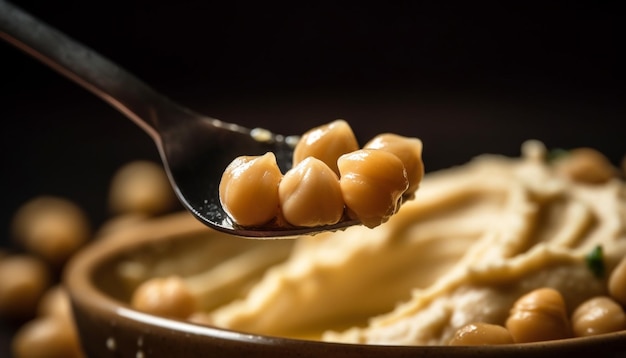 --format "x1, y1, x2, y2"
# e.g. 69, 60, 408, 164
0, 1, 359, 238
